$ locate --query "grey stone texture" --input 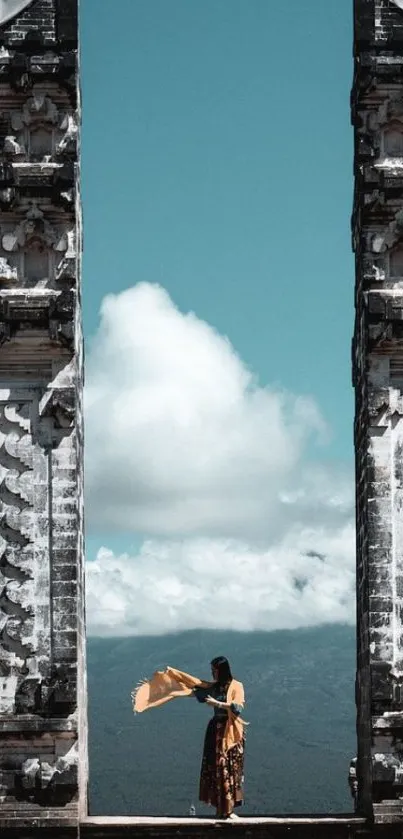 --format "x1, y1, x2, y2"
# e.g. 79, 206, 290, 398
0, 0, 86, 826
353, 0, 403, 823
2, 0, 403, 835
